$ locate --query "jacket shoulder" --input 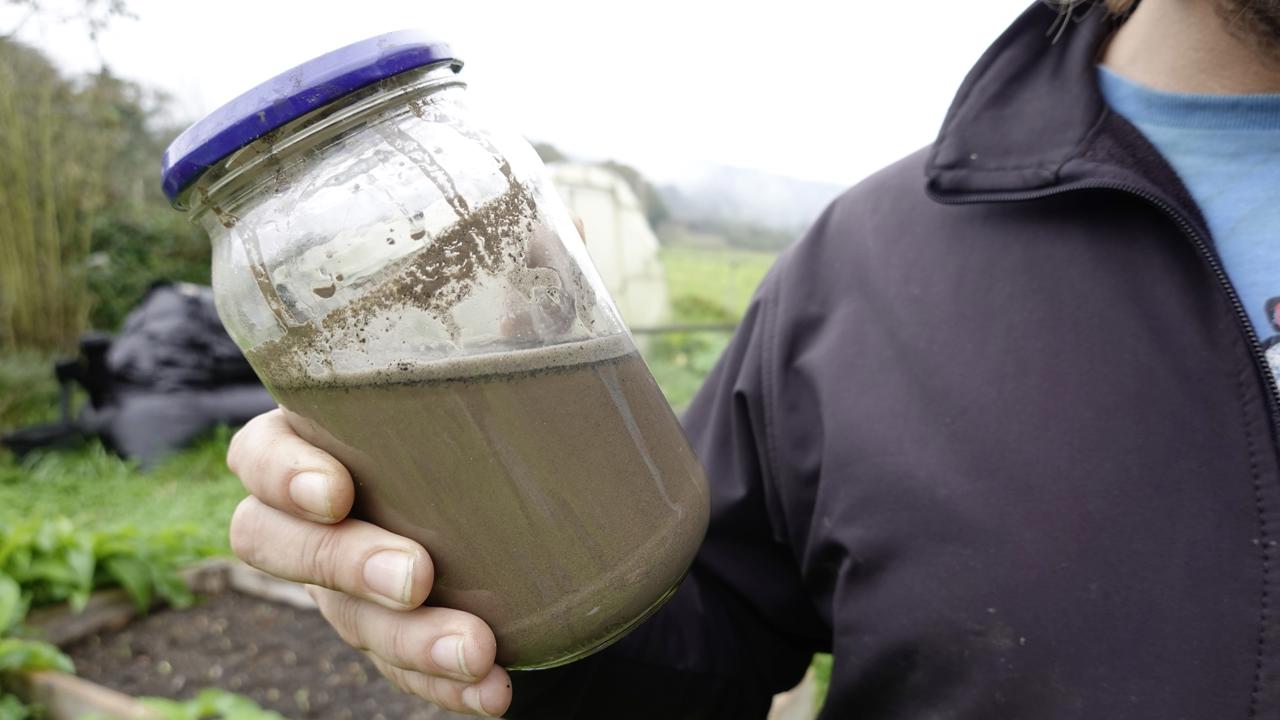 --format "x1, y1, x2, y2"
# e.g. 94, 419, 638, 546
765, 146, 936, 298
835, 146, 934, 210
822, 146, 935, 241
